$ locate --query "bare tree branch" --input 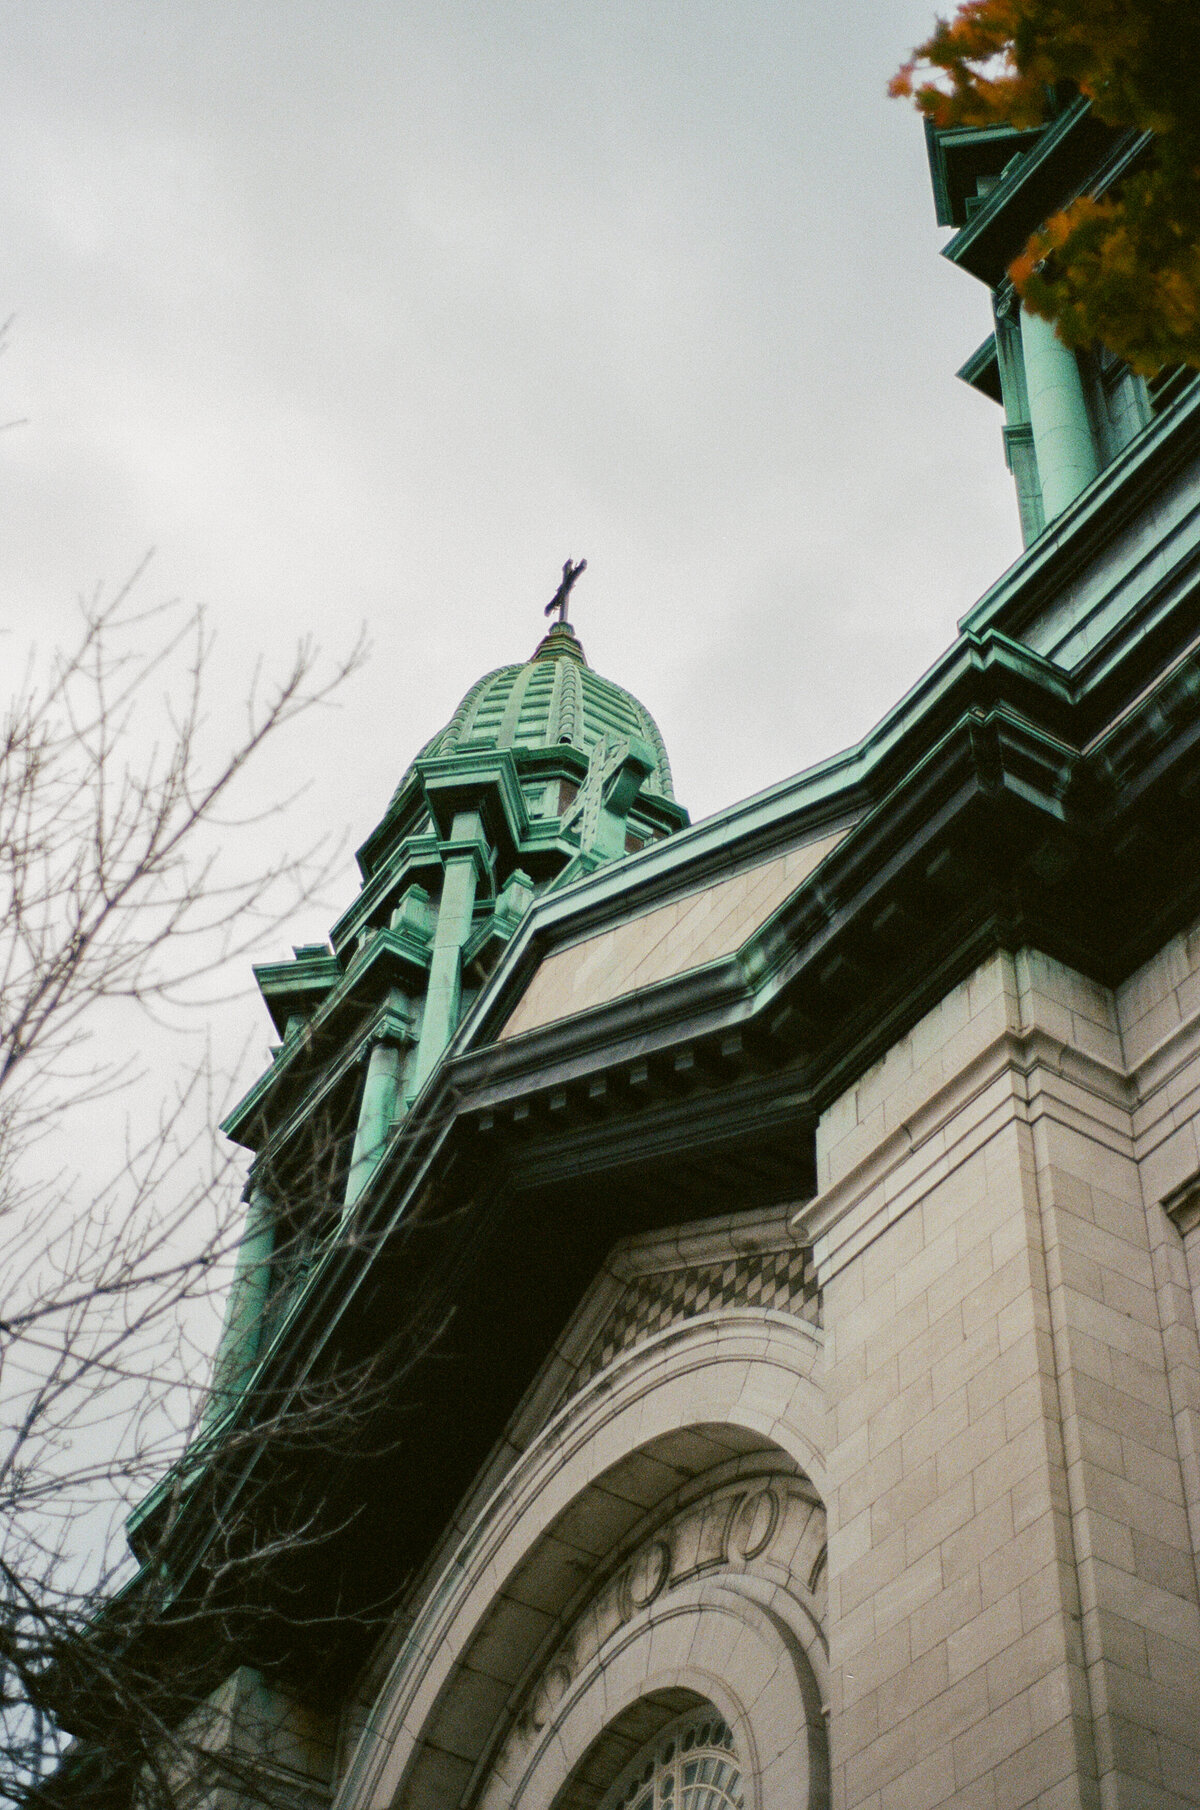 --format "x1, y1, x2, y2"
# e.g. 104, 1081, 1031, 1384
0, 581, 403, 1807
